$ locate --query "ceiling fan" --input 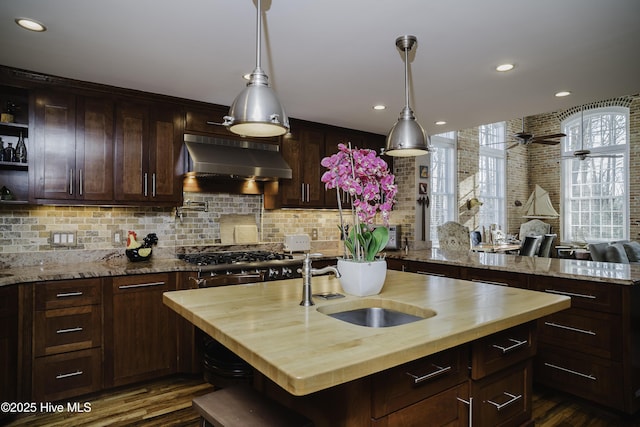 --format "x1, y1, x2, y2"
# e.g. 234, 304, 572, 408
506, 118, 566, 150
